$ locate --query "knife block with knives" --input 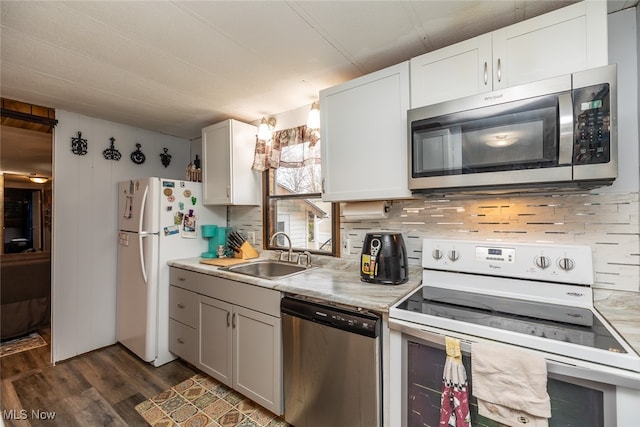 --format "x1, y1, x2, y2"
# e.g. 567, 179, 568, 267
228, 231, 259, 259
